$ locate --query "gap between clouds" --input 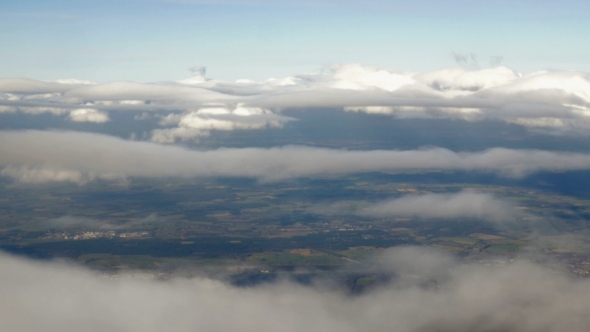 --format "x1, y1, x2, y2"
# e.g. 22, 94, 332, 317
4, 131, 590, 184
